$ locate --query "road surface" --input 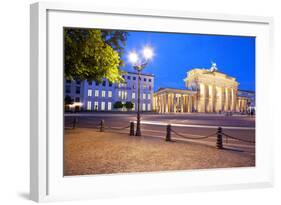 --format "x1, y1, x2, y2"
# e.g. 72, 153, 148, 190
64, 112, 255, 155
